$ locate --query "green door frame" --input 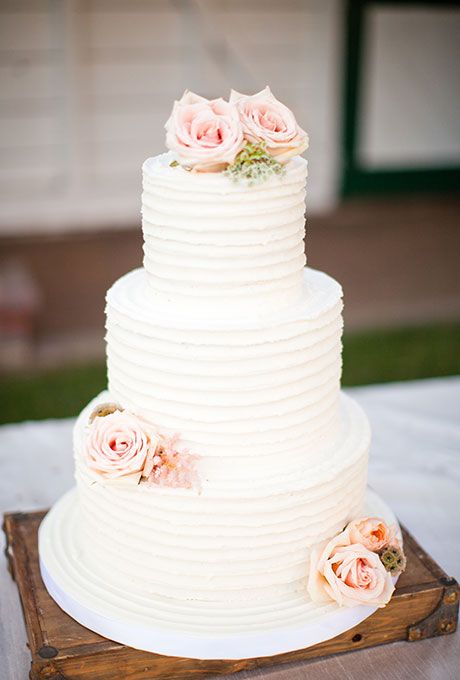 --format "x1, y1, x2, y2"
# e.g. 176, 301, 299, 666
341, 0, 460, 197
